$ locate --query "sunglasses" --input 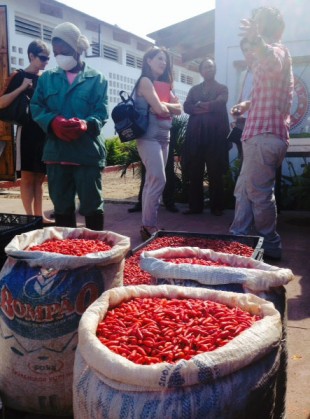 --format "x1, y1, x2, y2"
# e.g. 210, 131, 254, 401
36, 55, 50, 62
